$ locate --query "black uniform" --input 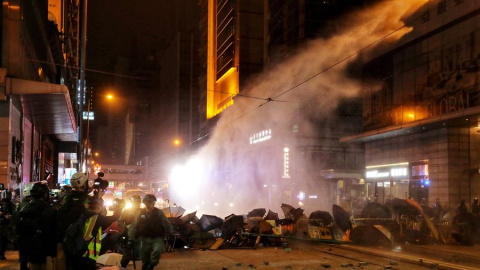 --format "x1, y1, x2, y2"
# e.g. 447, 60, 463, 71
16, 199, 57, 266
57, 190, 89, 242
0, 199, 14, 260
472, 200, 480, 216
